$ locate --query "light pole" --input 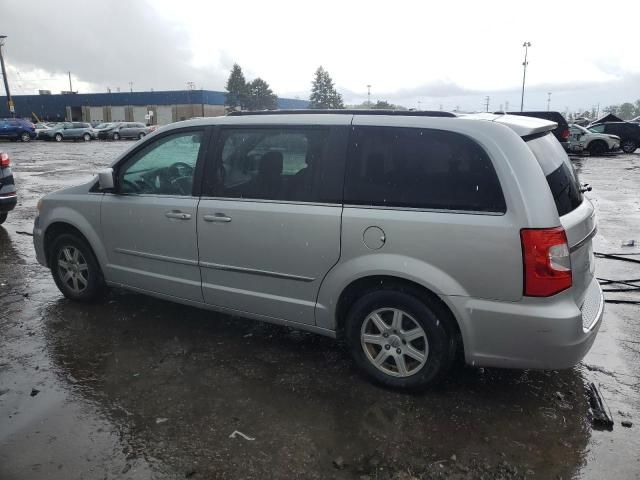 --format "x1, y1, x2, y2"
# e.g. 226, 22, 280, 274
547, 92, 551, 111
0, 35, 15, 117
366, 84, 371, 108
417, 100, 422, 111
520, 41, 531, 112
